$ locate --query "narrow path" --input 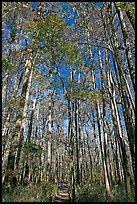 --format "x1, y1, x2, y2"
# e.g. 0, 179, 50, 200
54, 185, 71, 202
